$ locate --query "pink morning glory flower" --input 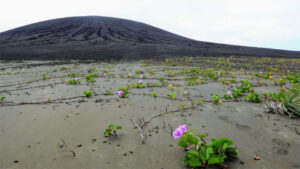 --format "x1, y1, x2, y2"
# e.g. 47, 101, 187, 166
172, 128, 183, 139
138, 80, 143, 83
259, 71, 263, 74
217, 72, 221, 76
227, 90, 232, 95
103, 73, 107, 77
179, 124, 187, 133
75, 77, 78, 81
118, 91, 123, 96
139, 75, 144, 79
172, 124, 187, 139
129, 73, 132, 77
